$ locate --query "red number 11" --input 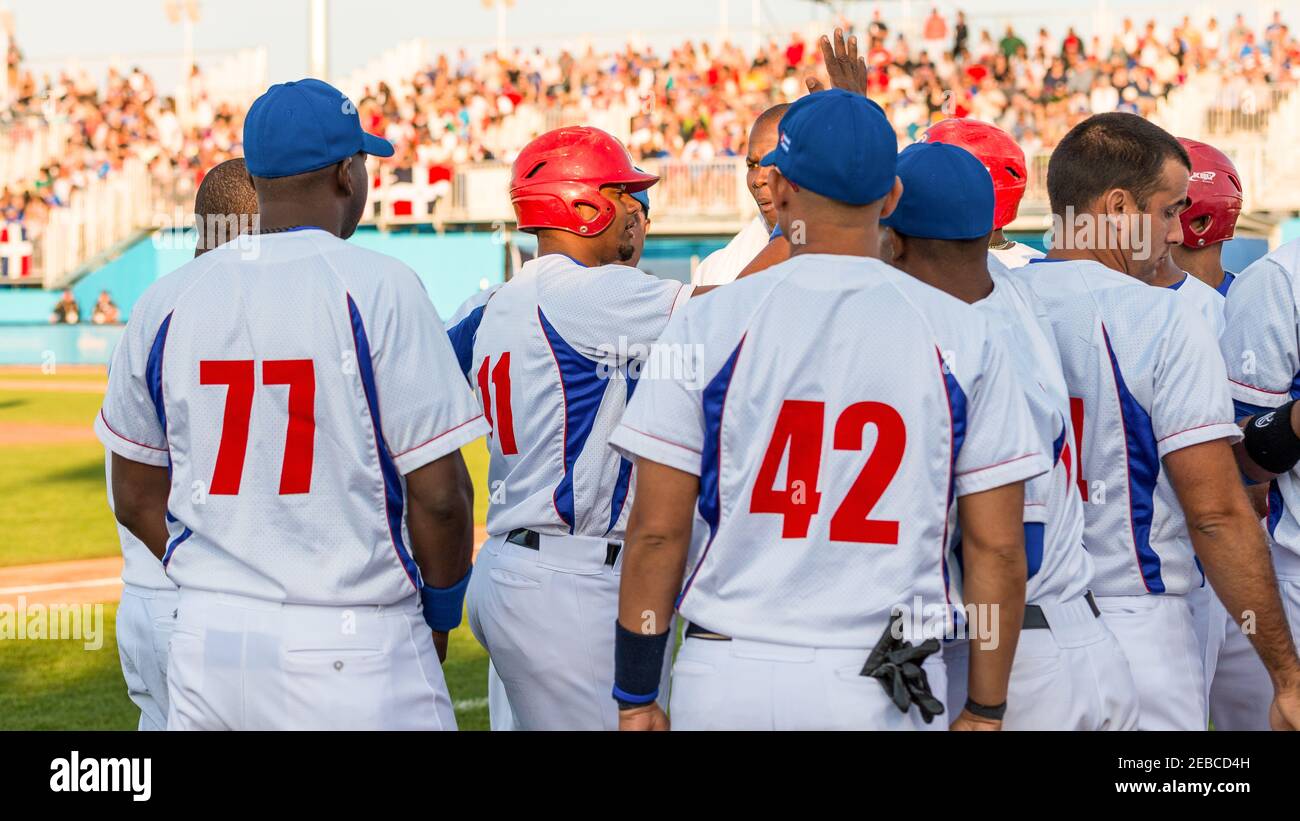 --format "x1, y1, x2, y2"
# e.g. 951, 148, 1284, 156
200, 359, 316, 495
